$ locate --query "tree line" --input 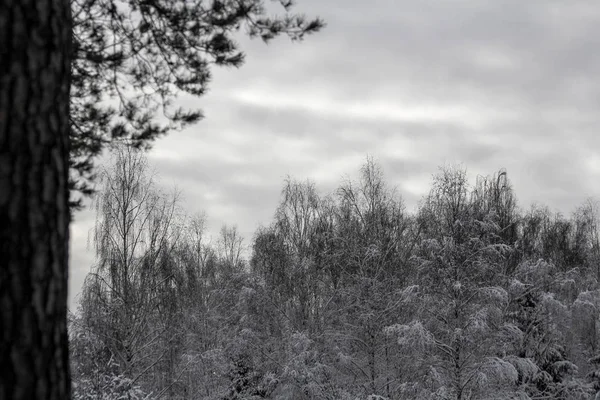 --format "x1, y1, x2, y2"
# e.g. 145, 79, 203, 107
70, 148, 600, 399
